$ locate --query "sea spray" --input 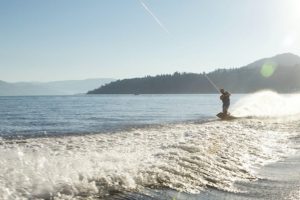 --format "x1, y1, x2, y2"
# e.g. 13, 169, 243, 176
232, 90, 300, 118
0, 118, 296, 199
